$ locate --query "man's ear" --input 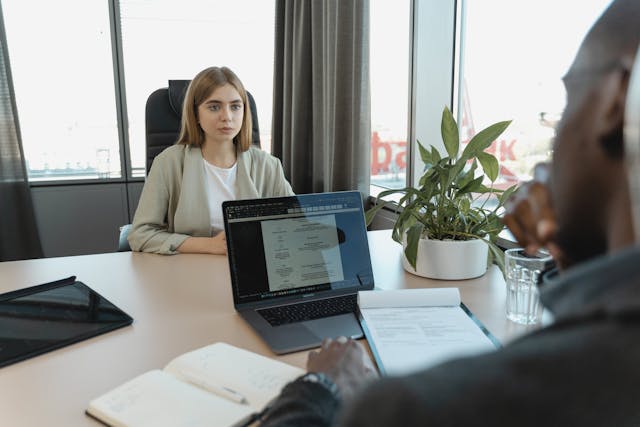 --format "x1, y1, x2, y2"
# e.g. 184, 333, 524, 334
598, 64, 631, 158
